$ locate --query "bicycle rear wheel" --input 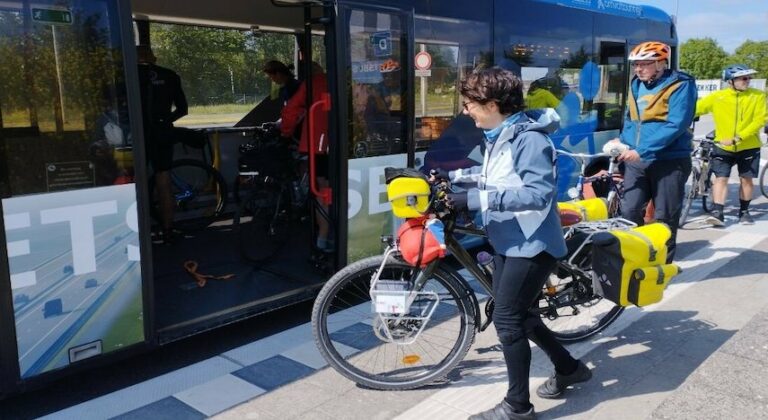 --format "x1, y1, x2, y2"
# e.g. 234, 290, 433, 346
679, 166, 700, 226
312, 255, 477, 390
150, 159, 227, 231
701, 168, 713, 214
538, 239, 623, 342
233, 175, 291, 262
760, 162, 768, 199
